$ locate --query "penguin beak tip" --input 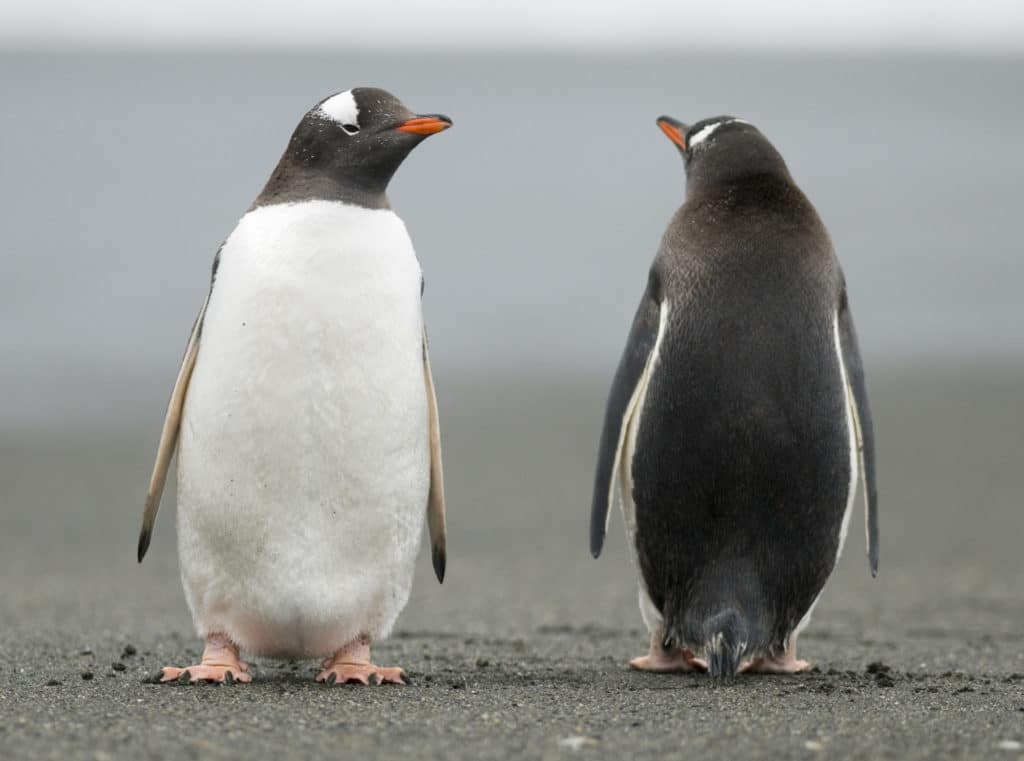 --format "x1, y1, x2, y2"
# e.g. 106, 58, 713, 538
656, 117, 687, 151
396, 115, 453, 136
